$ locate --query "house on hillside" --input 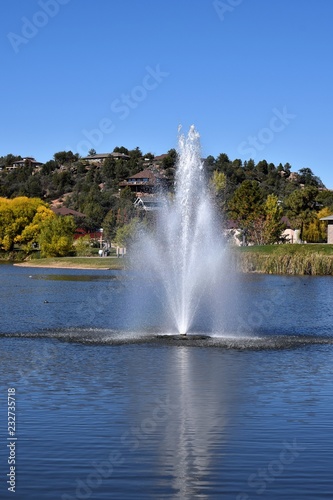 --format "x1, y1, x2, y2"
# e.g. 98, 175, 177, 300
51, 206, 106, 242
320, 214, 333, 243
119, 169, 165, 194
51, 206, 87, 239
51, 207, 86, 218
134, 195, 163, 211
8, 157, 43, 170
82, 152, 130, 163
133, 195, 163, 226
